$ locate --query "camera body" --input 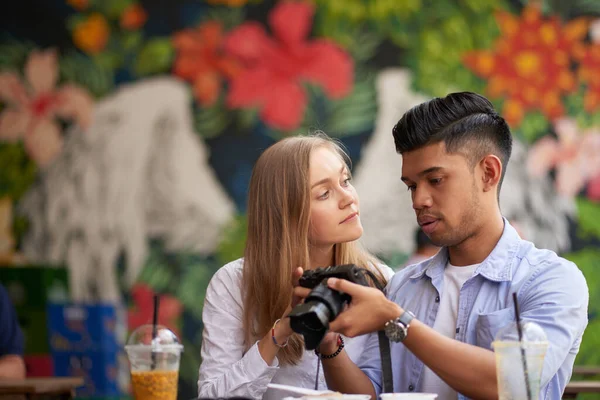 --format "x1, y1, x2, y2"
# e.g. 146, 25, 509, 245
288, 264, 369, 350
